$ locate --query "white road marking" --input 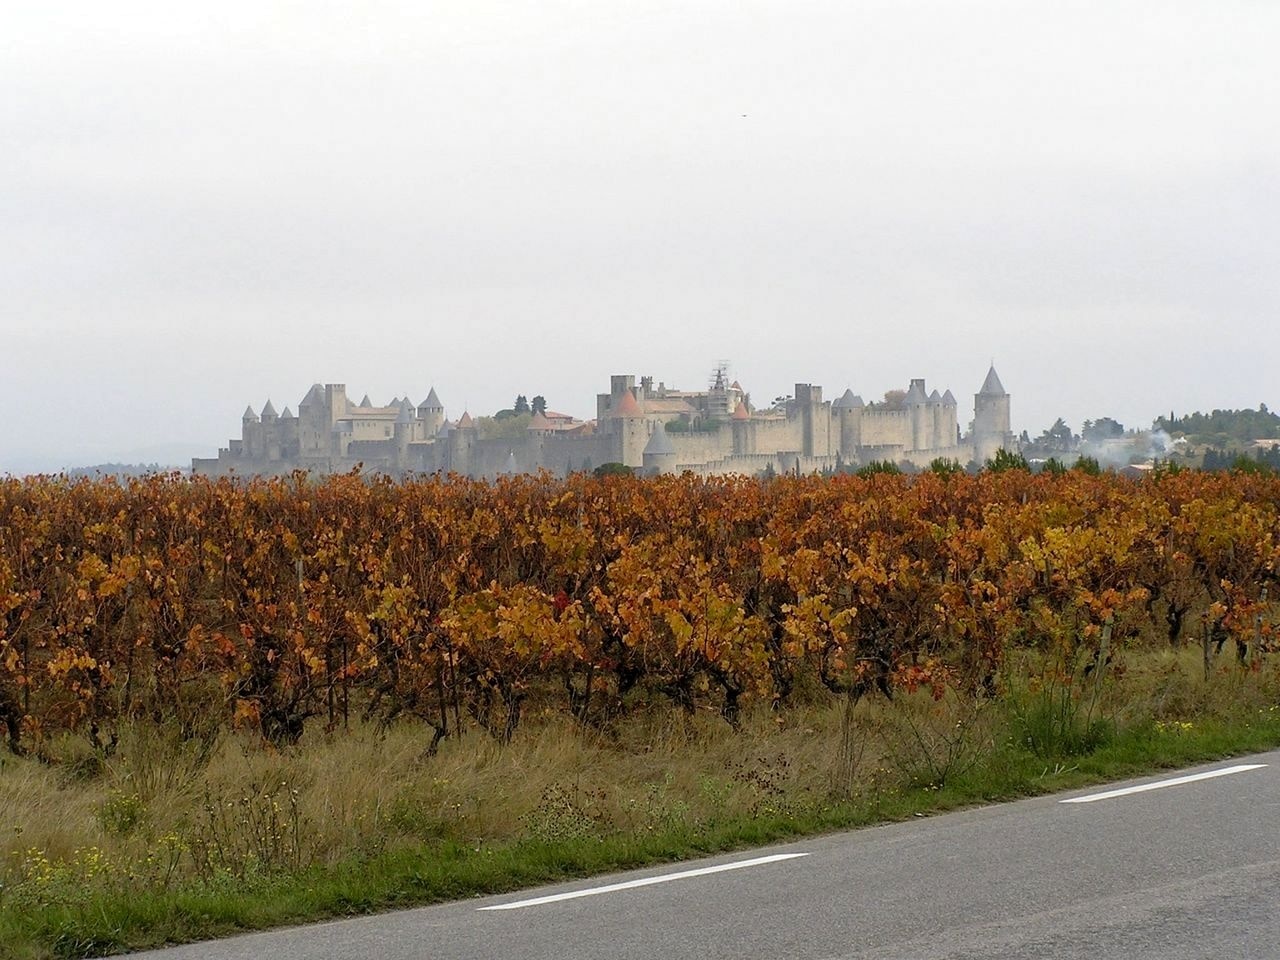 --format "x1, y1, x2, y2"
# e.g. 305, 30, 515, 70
1059, 763, 1267, 804
477, 852, 811, 911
